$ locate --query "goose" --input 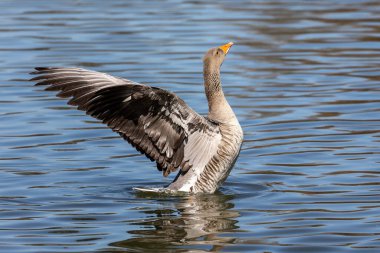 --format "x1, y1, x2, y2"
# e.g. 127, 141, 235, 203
31, 42, 243, 194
